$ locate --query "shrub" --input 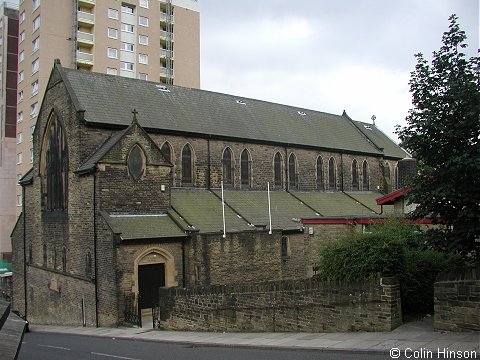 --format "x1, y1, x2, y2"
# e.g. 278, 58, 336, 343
317, 220, 465, 316
318, 232, 404, 282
